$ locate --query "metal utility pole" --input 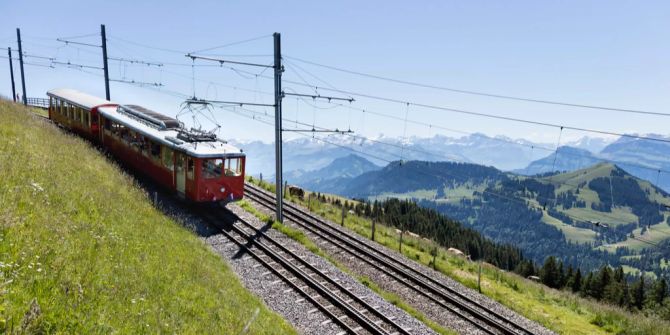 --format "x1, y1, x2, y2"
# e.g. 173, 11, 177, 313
184, 32, 348, 224
16, 28, 27, 105
273, 32, 283, 222
101, 24, 110, 100
7, 47, 16, 102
